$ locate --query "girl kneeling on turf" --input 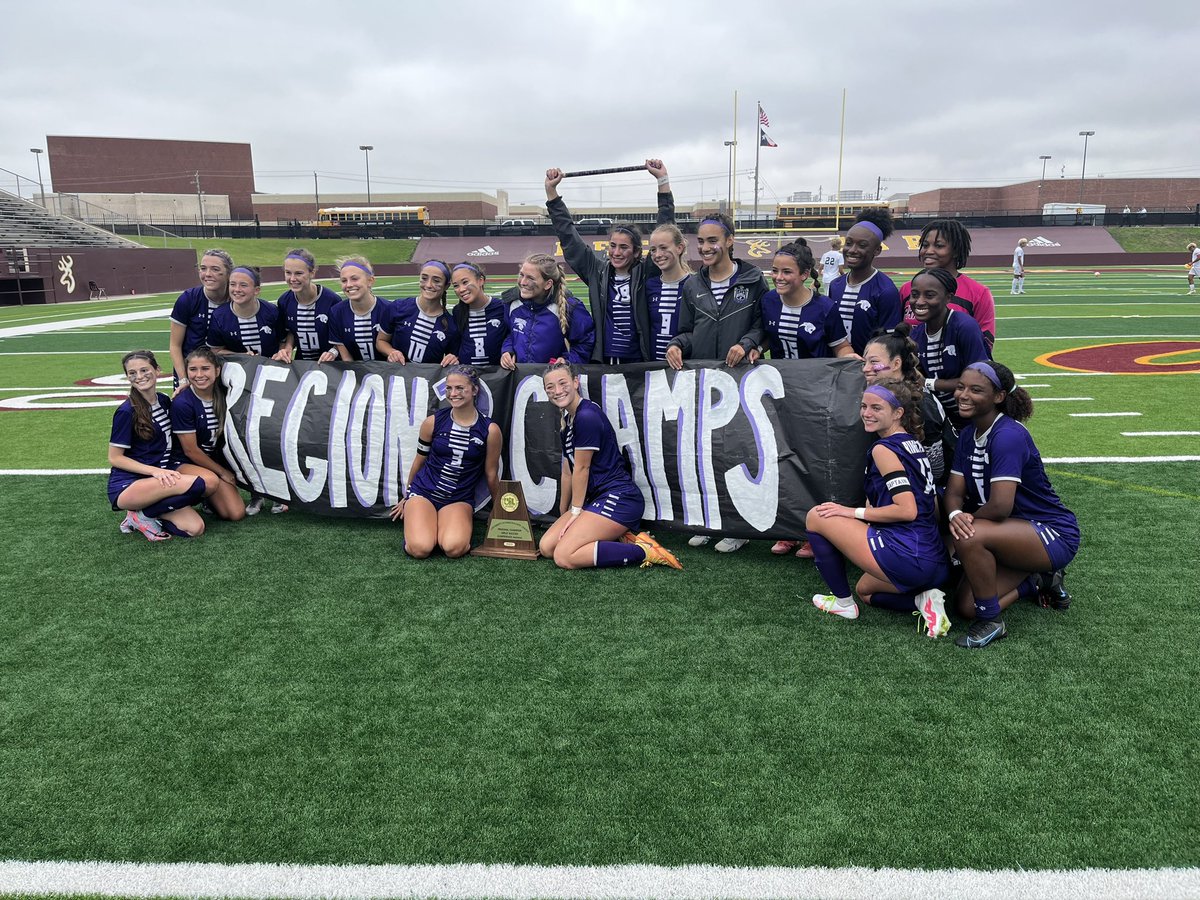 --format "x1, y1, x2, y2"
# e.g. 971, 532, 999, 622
170, 348, 246, 522
944, 362, 1080, 649
807, 379, 952, 638
108, 350, 218, 540
539, 360, 681, 571
391, 366, 502, 558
